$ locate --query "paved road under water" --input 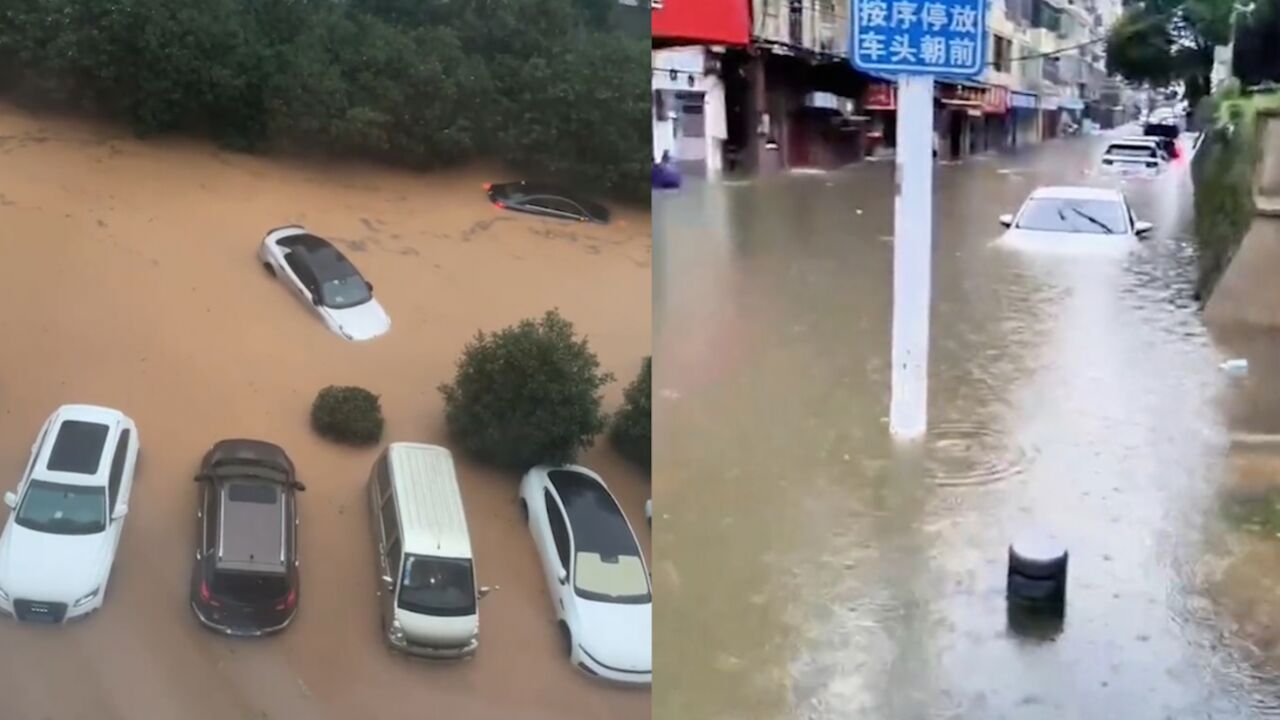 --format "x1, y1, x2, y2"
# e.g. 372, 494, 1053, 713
653, 134, 1280, 719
